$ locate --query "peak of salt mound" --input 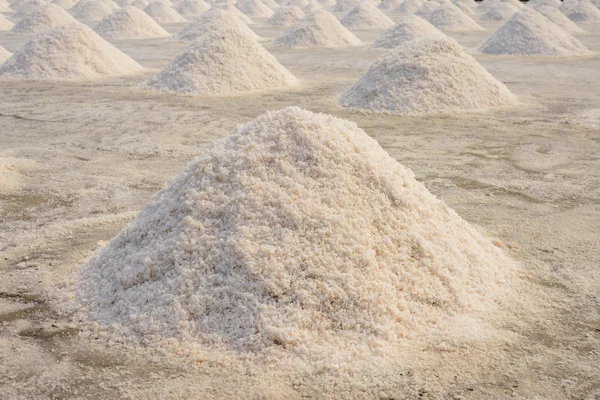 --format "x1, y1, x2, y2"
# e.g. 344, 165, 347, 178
144, 1, 187, 22
0, 45, 12, 62
427, 3, 482, 31
267, 5, 304, 26
0, 23, 143, 80
130, 0, 149, 8
15, 0, 48, 18
301, 1, 321, 14
77, 106, 514, 357
452, 0, 474, 15
391, 0, 424, 14
340, 2, 394, 29
370, 15, 447, 49
52, 0, 77, 9
175, 0, 210, 17
414, 0, 439, 17
273, 9, 362, 48
0, 13, 15, 30
377, 0, 403, 11
561, 0, 600, 22
70, 0, 113, 21
146, 28, 297, 94
99, 0, 121, 9
535, 5, 584, 34
480, 2, 518, 21
236, 0, 274, 17
211, 2, 254, 24
341, 37, 515, 114
452, 0, 476, 9
12, 3, 78, 33
479, 8, 590, 56
174, 8, 259, 41
332, 0, 361, 13
95, 6, 170, 38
